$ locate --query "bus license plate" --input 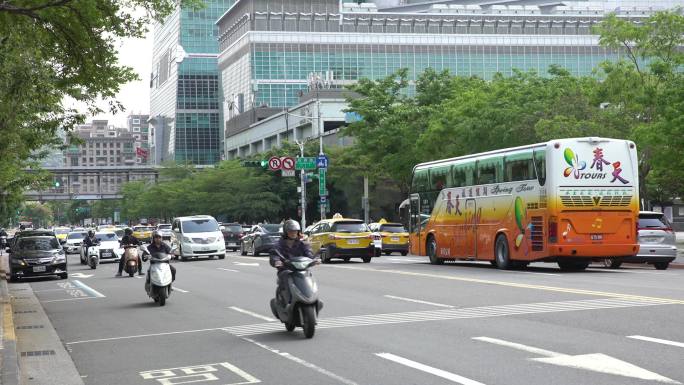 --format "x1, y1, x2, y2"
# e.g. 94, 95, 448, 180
347, 239, 359, 245
590, 234, 603, 241
33, 266, 46, 272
